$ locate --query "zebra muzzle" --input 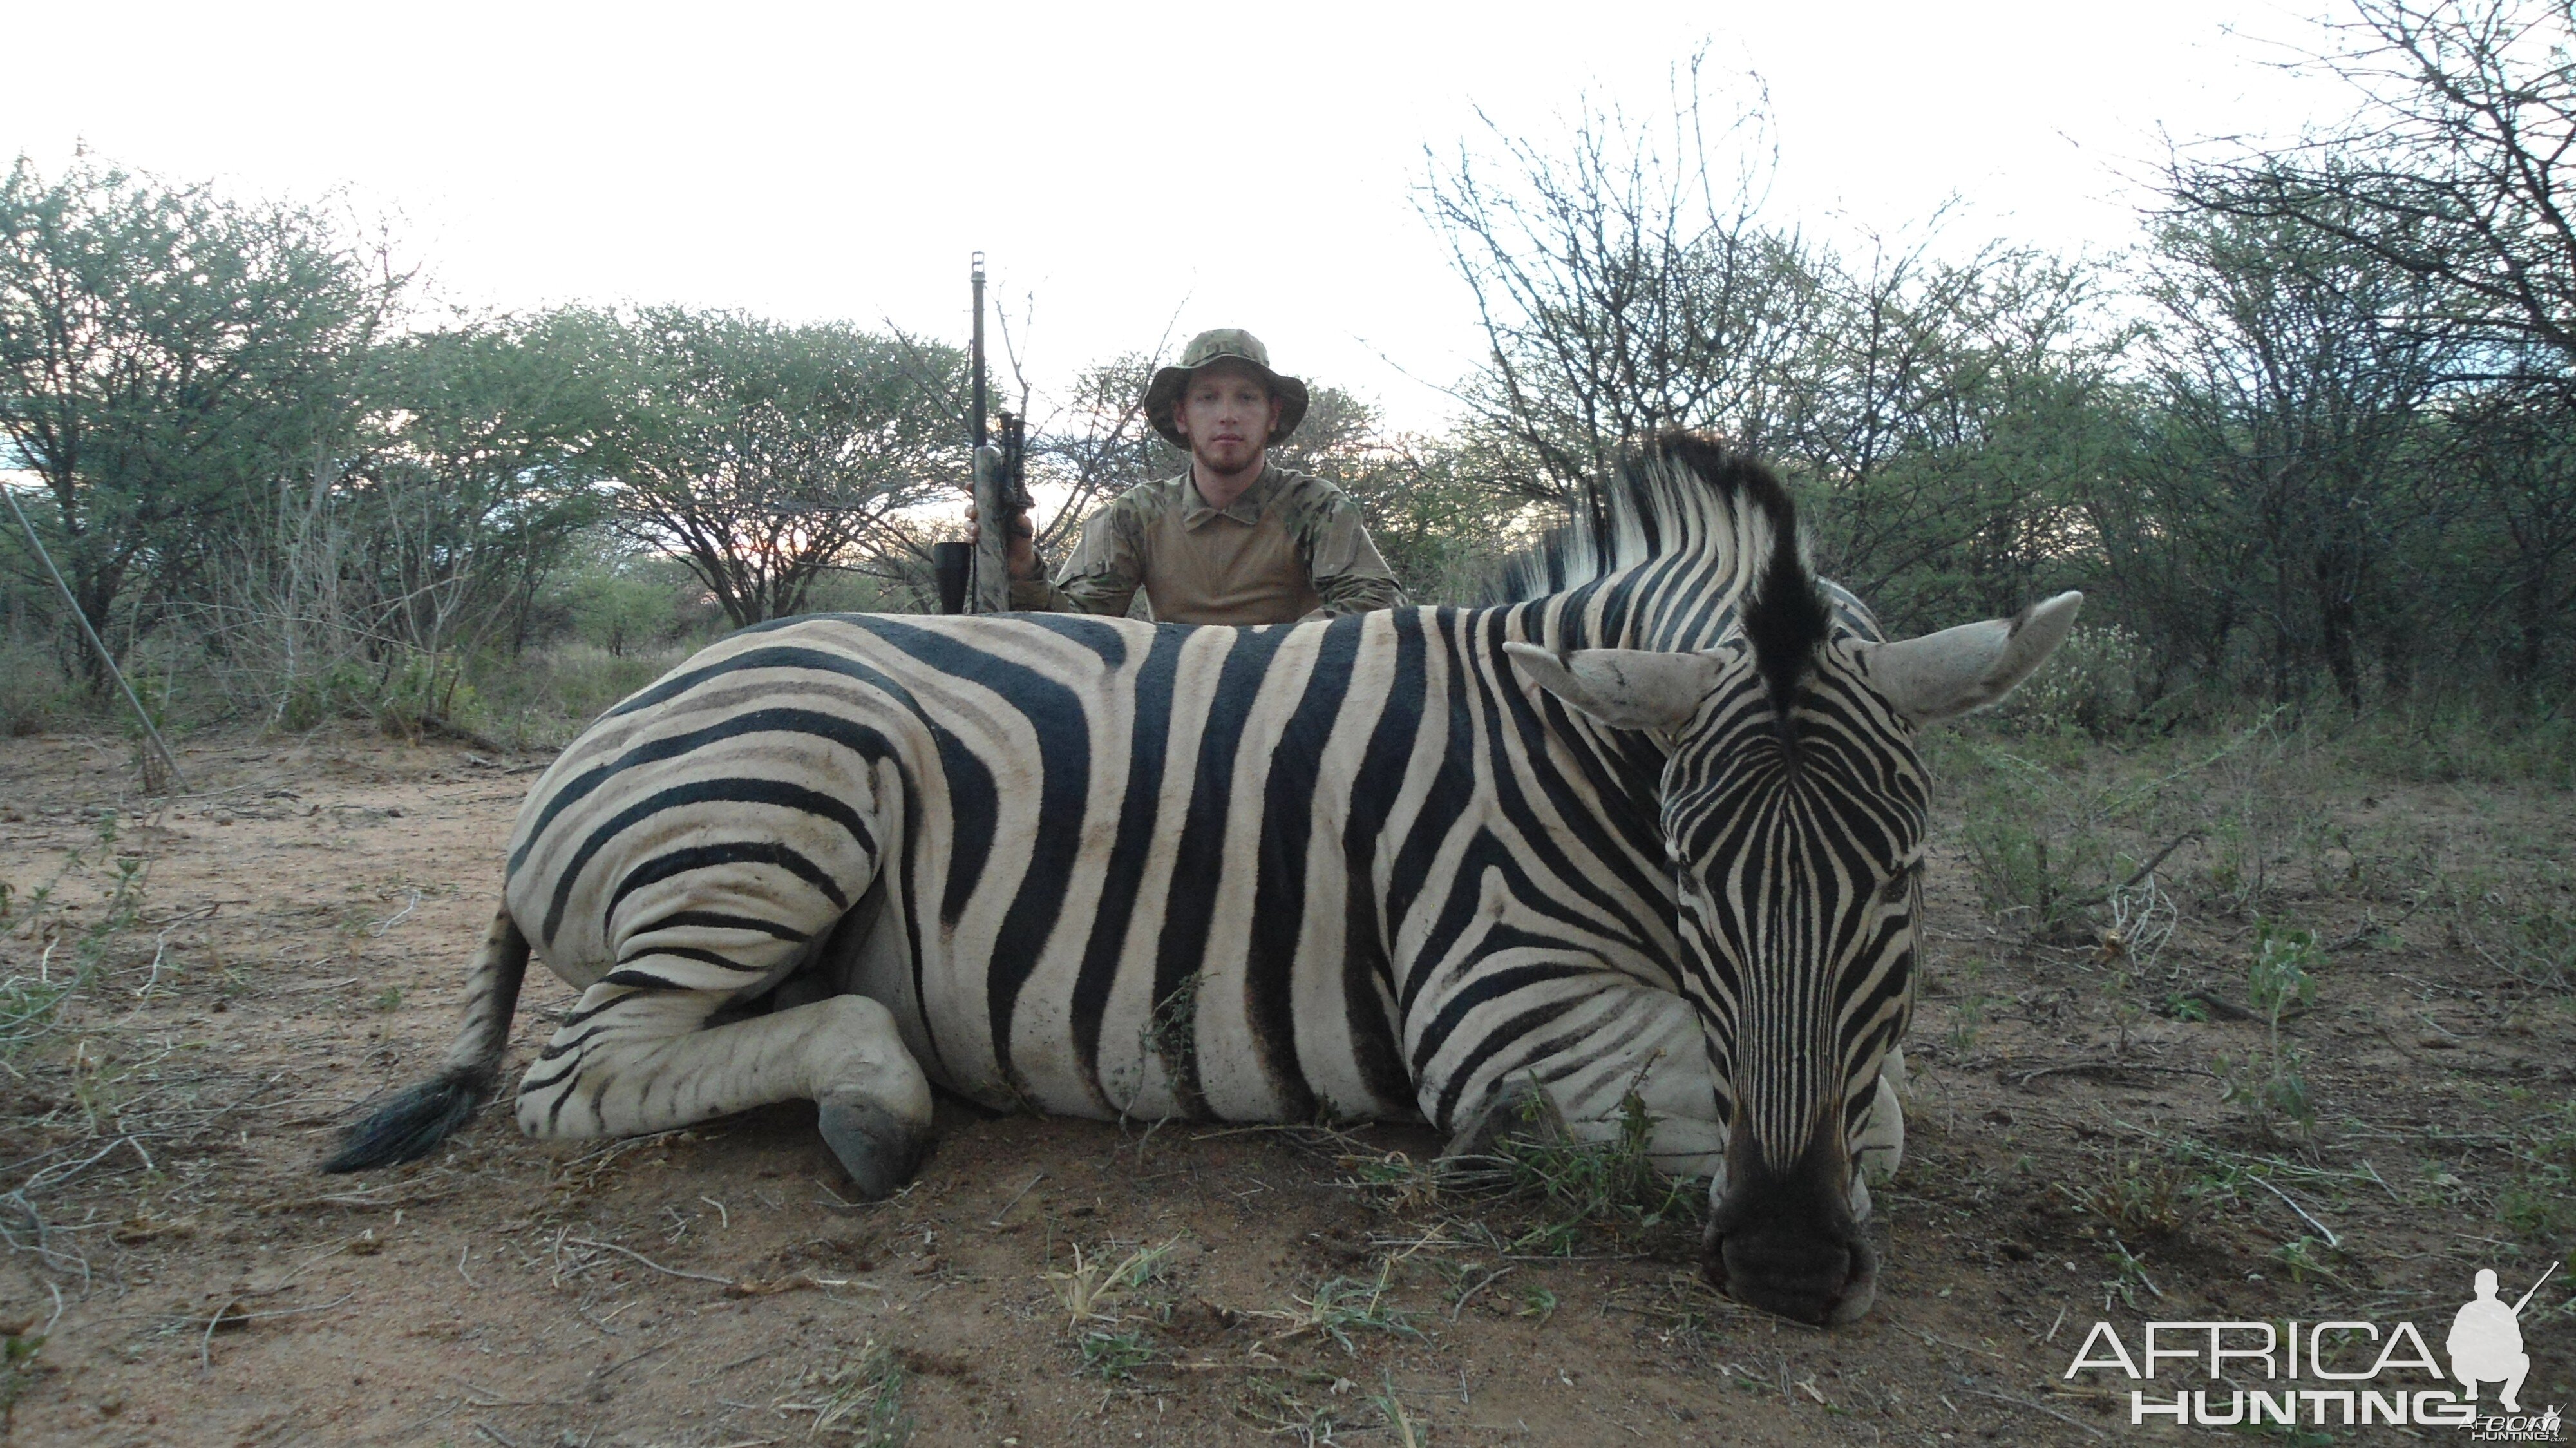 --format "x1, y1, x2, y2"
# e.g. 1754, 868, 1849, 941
1701, 1118, 1880, 1326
